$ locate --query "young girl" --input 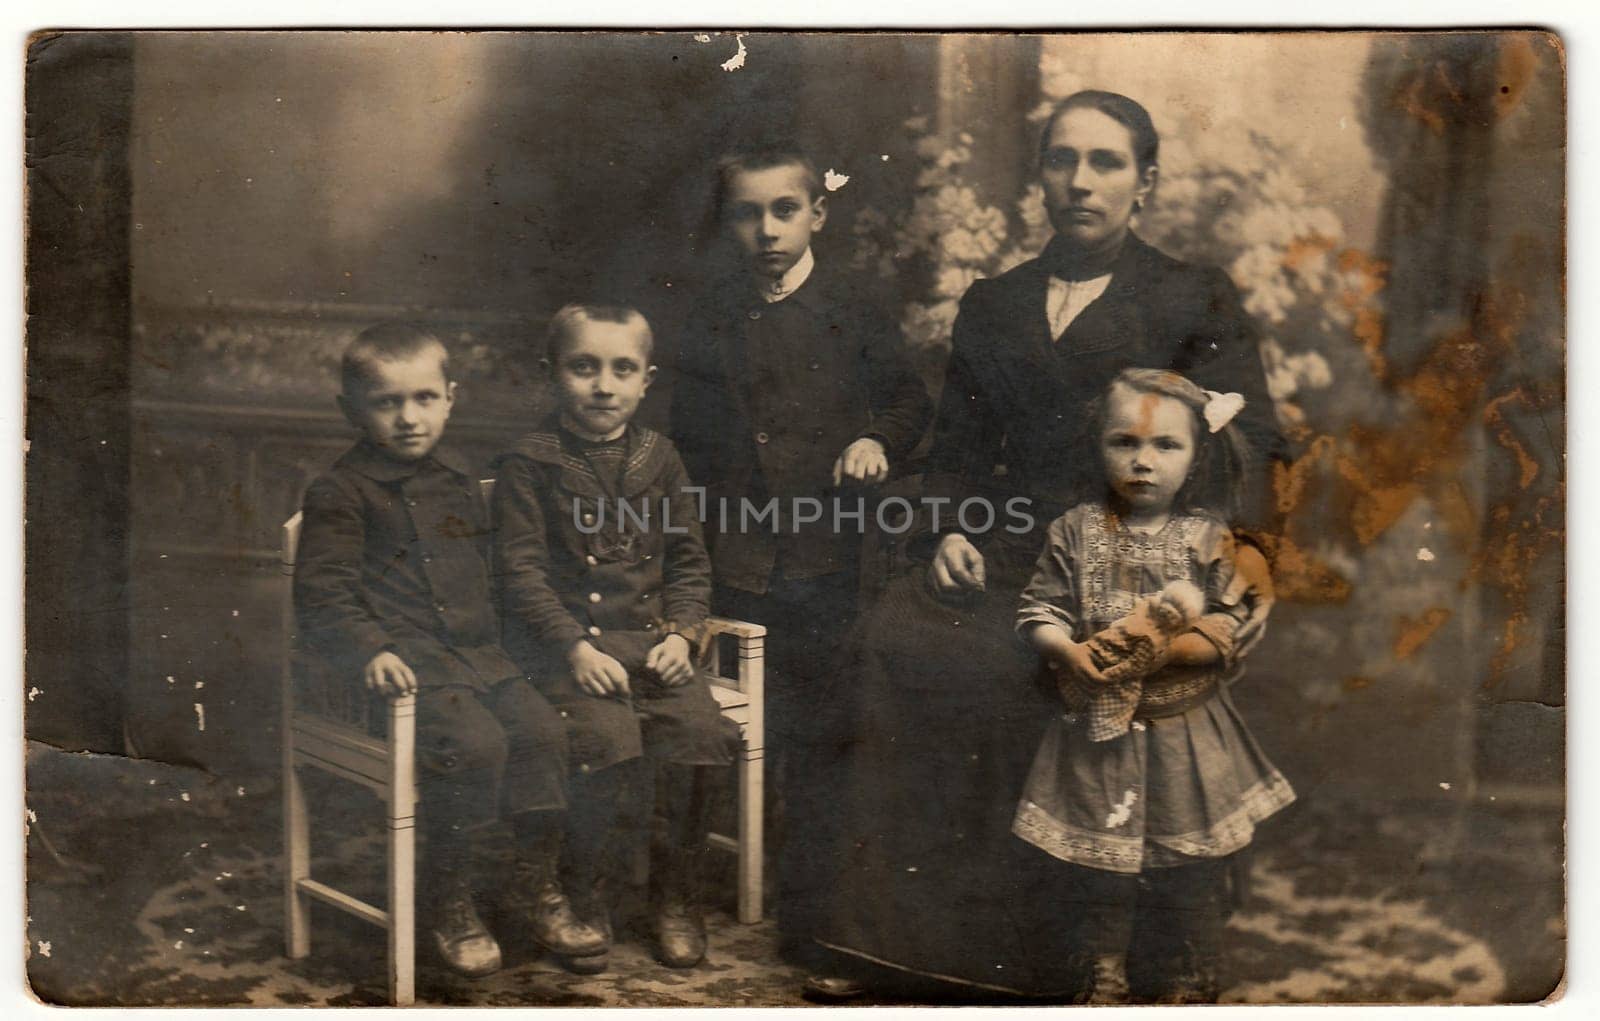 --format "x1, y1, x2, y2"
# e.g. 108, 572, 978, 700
1013, 368, 1295, 1004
